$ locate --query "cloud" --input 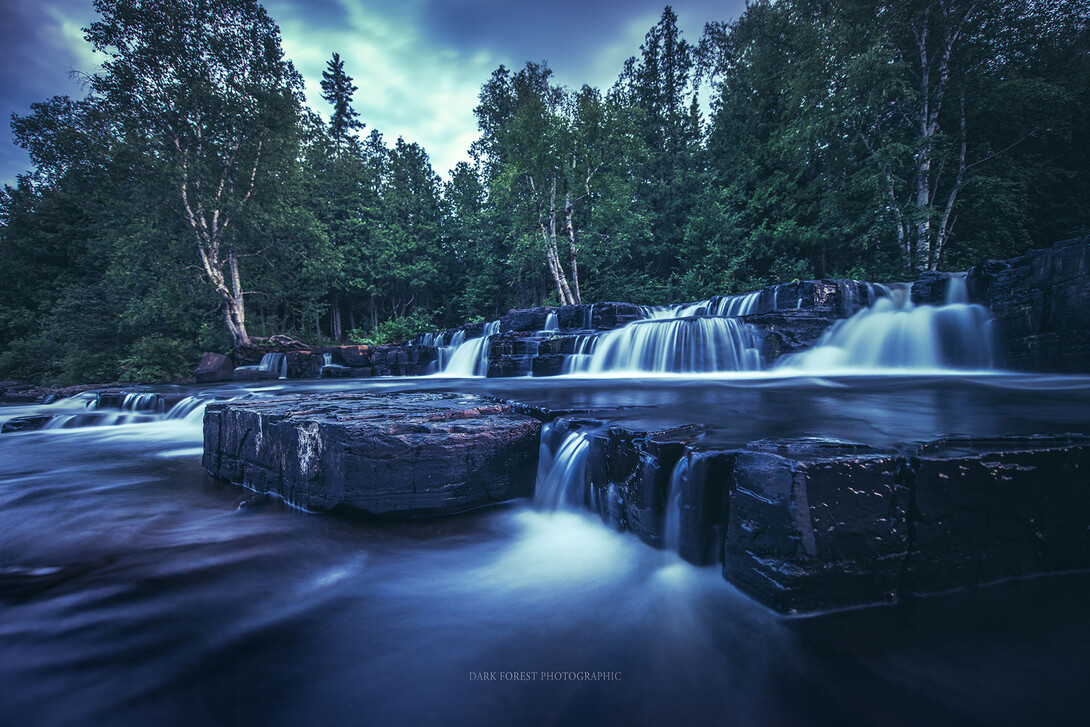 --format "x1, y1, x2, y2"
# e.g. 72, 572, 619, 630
0, 0, 100, 182
0, 0, 747, 184
268, 0, 498, 176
